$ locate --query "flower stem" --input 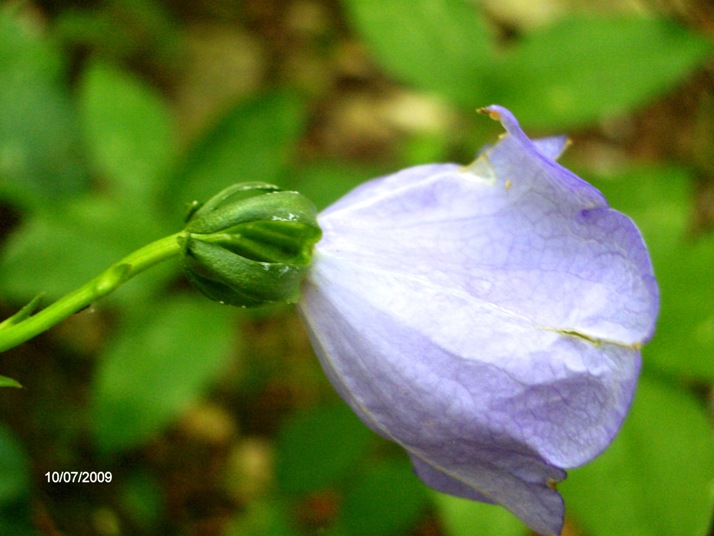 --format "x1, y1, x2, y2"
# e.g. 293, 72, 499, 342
0, 232, 185, 353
